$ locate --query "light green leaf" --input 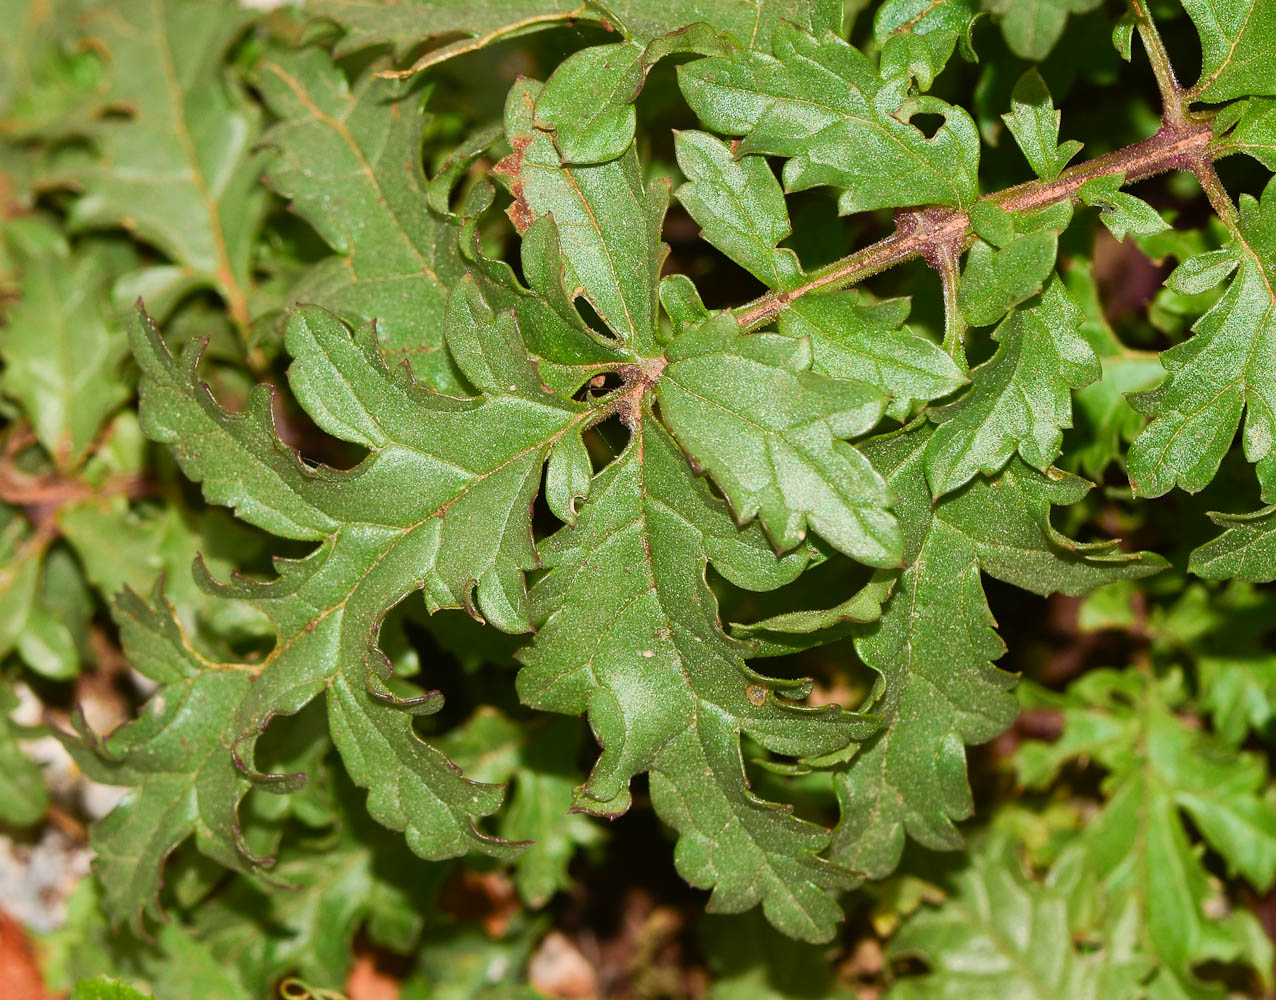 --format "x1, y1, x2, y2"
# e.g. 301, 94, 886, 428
0, 518, 48, 662
0, 681, 48, 827
443, 709, 602, 907
1128, 177, 1276, 500
678, 23, 980, 213
1070, 354, 1165, 480
1153, 584, 1276, 746
58, 498, 270, 641
1181, 0, 1276, 102
928, 277, 1099, 498
887, 836, 1150, 1000
70, 978, 152, 1000
1079, 173, 1170, 242
193, 785, 444, 991
0, 0, 103, 138
495, 77, 667, 355
1002, 69, 1084, 182
778, 291, 967, 421
1189, 505, 1276, 582
1019, 669, 1276, 995
144, 923, 252, 1000
674, 130, 803, 291
657, 319, 901, 564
